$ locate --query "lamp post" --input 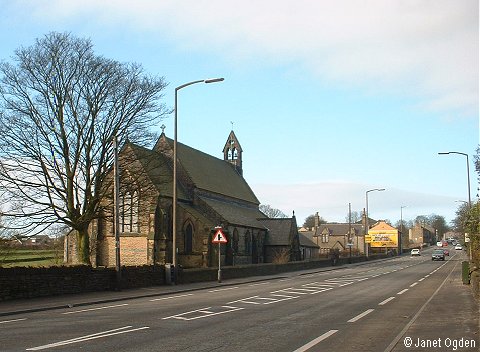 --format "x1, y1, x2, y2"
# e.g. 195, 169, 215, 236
438, 151, 471, 208
365, 188, 385, 257
113, 134, 121, 288
400, 205, 407, 256
172, 78, 224, 282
